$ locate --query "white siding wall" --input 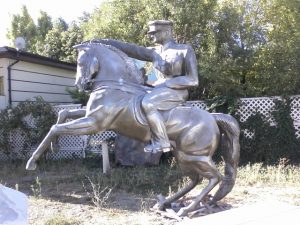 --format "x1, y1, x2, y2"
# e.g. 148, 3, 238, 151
8, 59, 76, 106
0, 59, 8, 109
